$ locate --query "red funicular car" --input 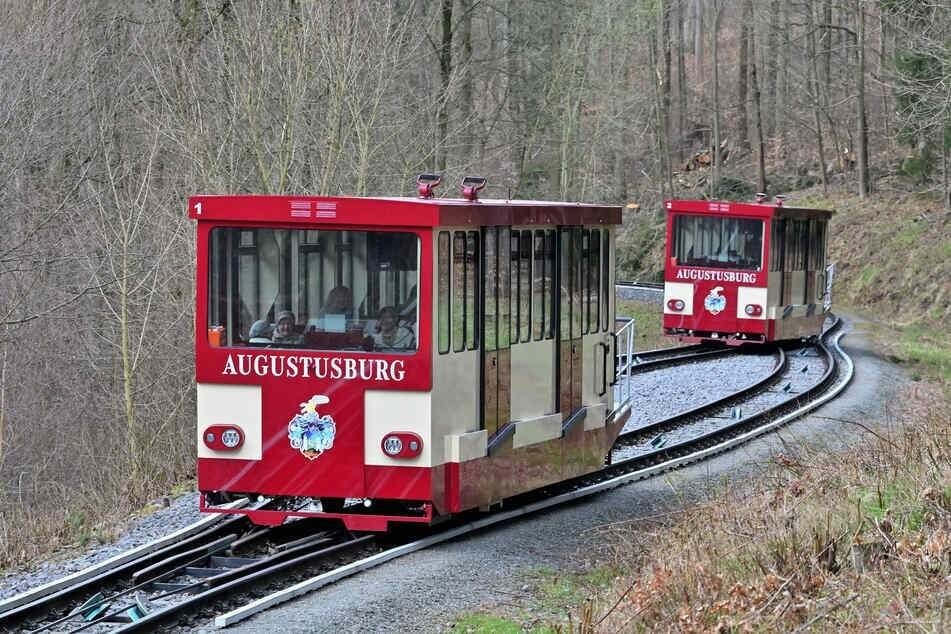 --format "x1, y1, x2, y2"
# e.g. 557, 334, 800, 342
663, 197, 834, 345
191, 177, 632, 531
